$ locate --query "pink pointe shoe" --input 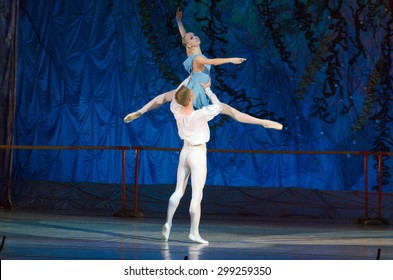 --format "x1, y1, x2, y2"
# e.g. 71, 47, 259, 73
124, 111, 142, 123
